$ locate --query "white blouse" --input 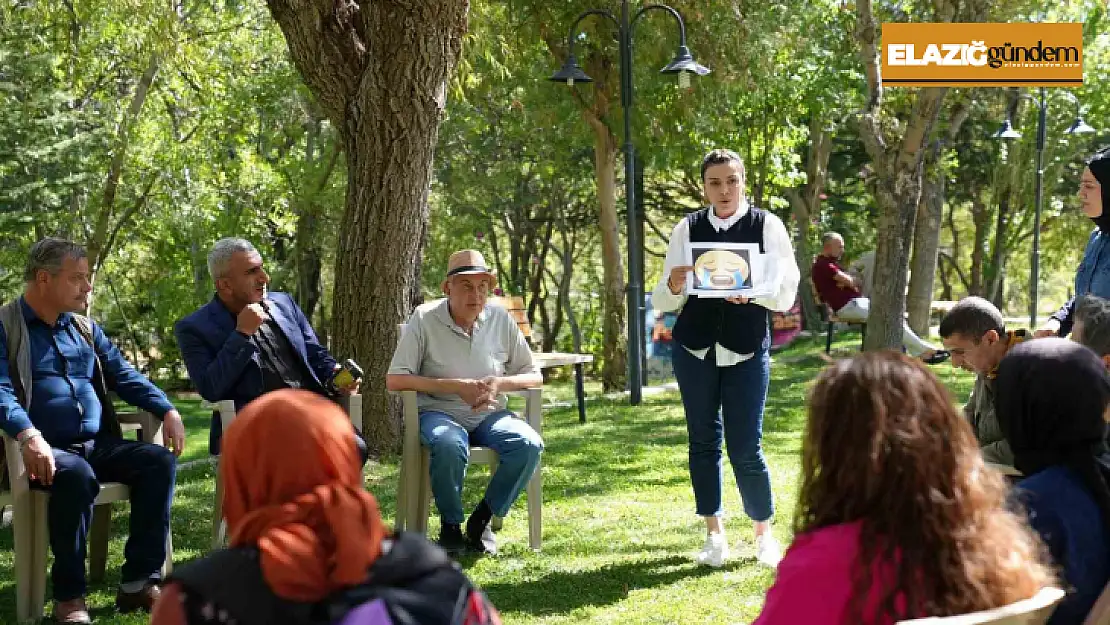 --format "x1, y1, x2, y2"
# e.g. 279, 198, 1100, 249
651, 202, 800, 366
